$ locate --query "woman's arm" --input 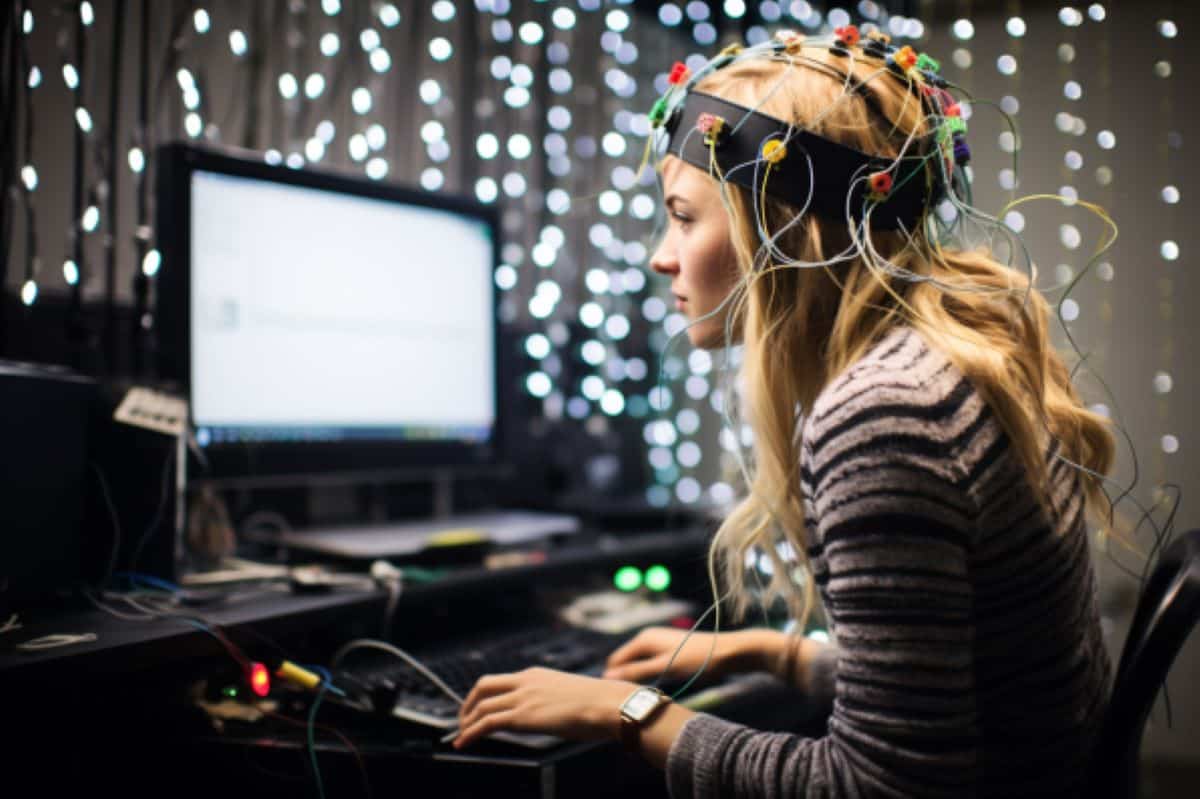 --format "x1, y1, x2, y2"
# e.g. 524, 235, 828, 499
738, 628, 833, 692
629, 629, 836, 770
605, 626, 836, 697
664, 381, 981, 798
